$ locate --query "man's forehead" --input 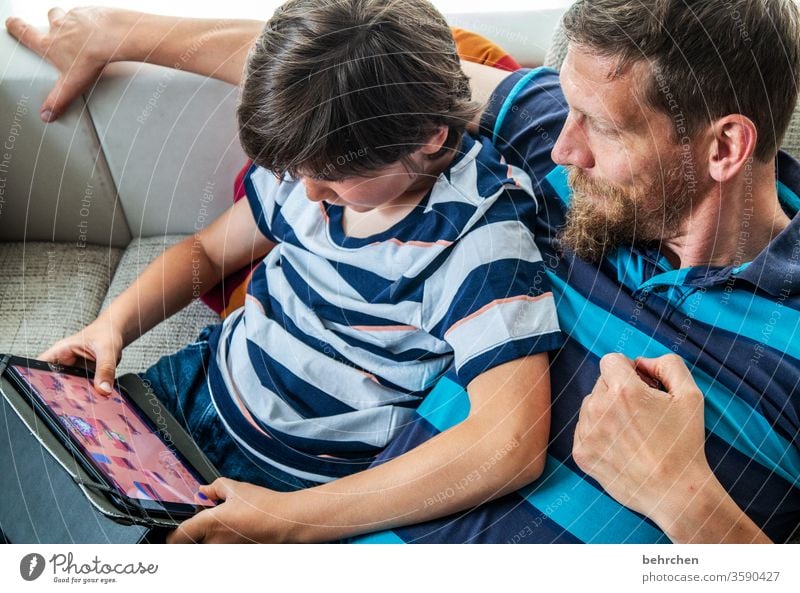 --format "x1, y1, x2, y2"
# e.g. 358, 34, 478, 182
561, 47, 650, 127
